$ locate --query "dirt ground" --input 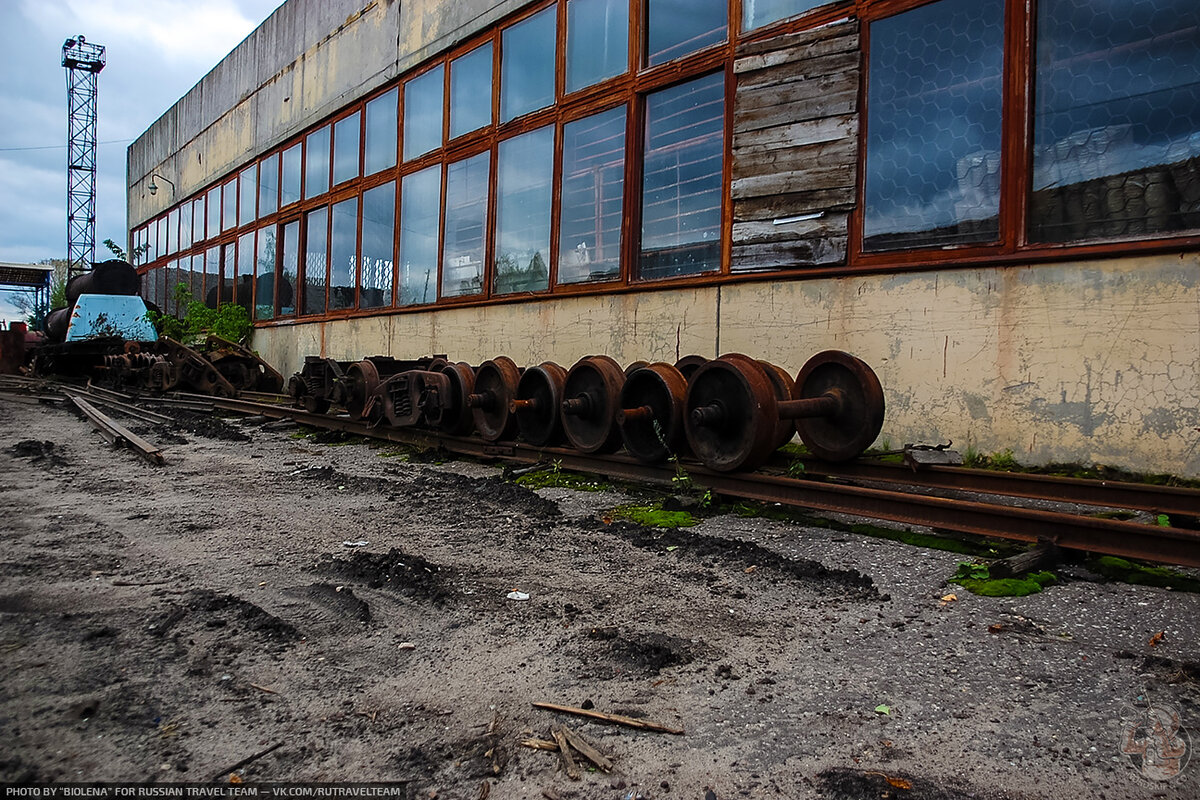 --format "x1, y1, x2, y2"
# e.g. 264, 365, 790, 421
1, 395, 1198, 799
